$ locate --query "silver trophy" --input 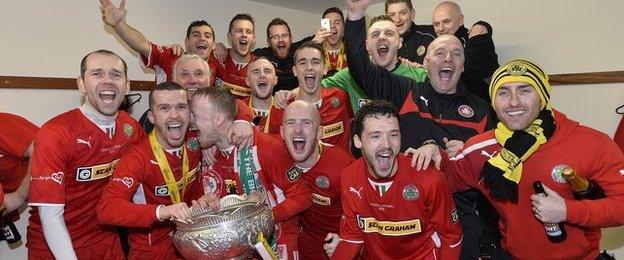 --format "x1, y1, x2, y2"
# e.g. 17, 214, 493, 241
173, 192, 275, 259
